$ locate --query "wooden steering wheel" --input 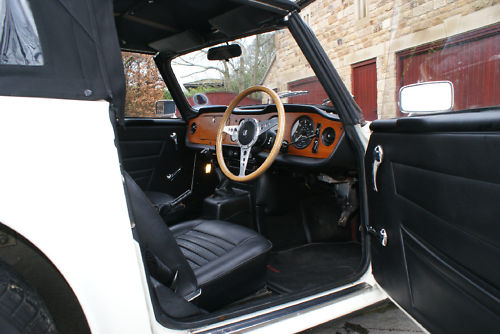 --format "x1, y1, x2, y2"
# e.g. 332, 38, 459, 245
216, 86, 285, 182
